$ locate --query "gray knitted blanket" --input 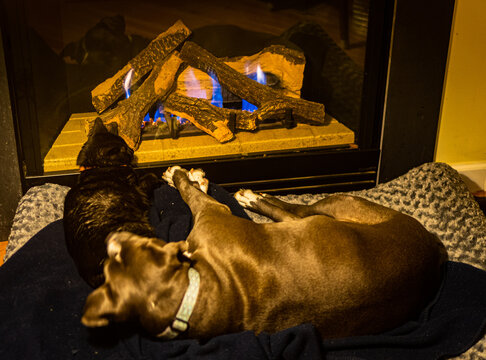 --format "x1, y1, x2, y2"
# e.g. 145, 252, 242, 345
5, 162, 486, 359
